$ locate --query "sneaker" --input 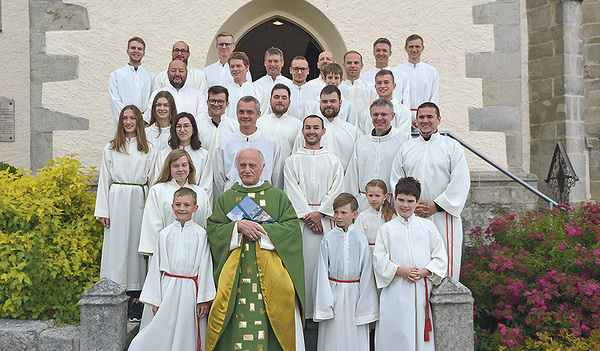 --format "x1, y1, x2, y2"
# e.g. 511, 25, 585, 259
128, 298, 143, 322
